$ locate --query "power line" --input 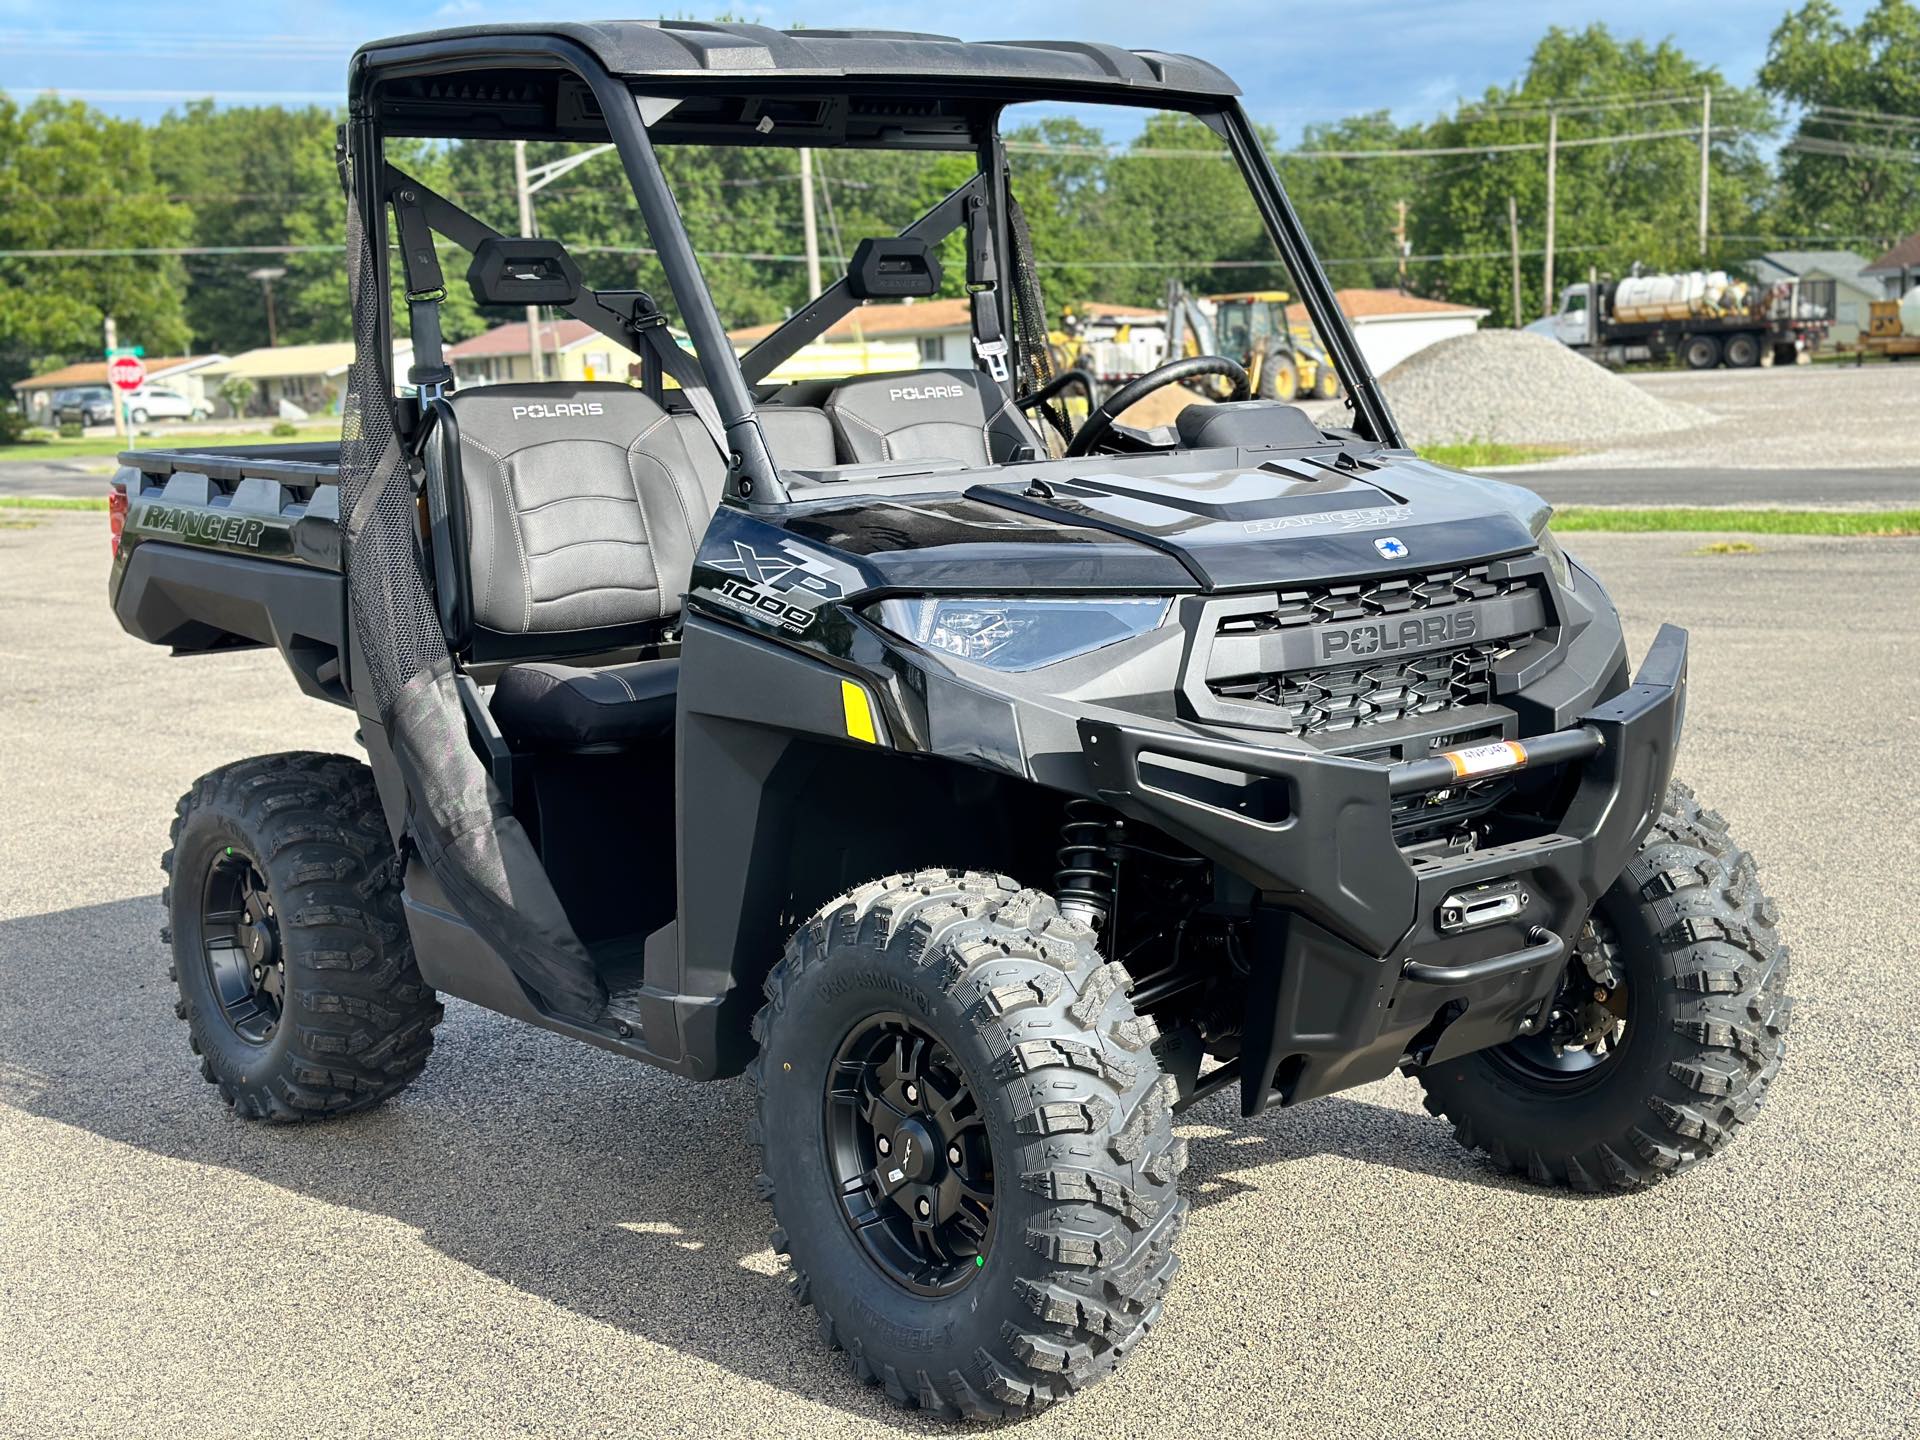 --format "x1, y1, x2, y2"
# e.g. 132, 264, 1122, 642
1803, 102, 1920, 128
1787, 135, 1920, 163
1009, 123, 1745, 162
